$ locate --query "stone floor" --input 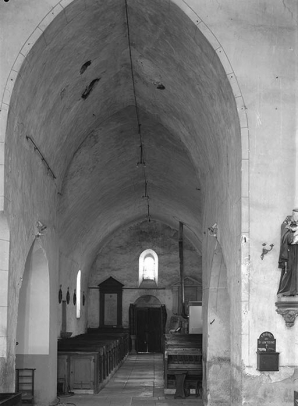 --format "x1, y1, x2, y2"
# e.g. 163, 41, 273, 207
57, 354, 203, 406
